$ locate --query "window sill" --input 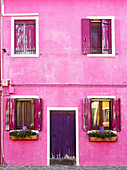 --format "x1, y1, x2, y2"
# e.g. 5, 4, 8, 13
10, 129, 39, 133
86, 54, 115, 57
11, 54, 39, 57
88, 130, 117, 134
